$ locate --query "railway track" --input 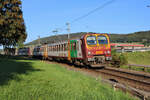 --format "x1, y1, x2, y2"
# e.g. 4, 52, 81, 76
93, 67, 150, 92
91, 67, 150, 100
